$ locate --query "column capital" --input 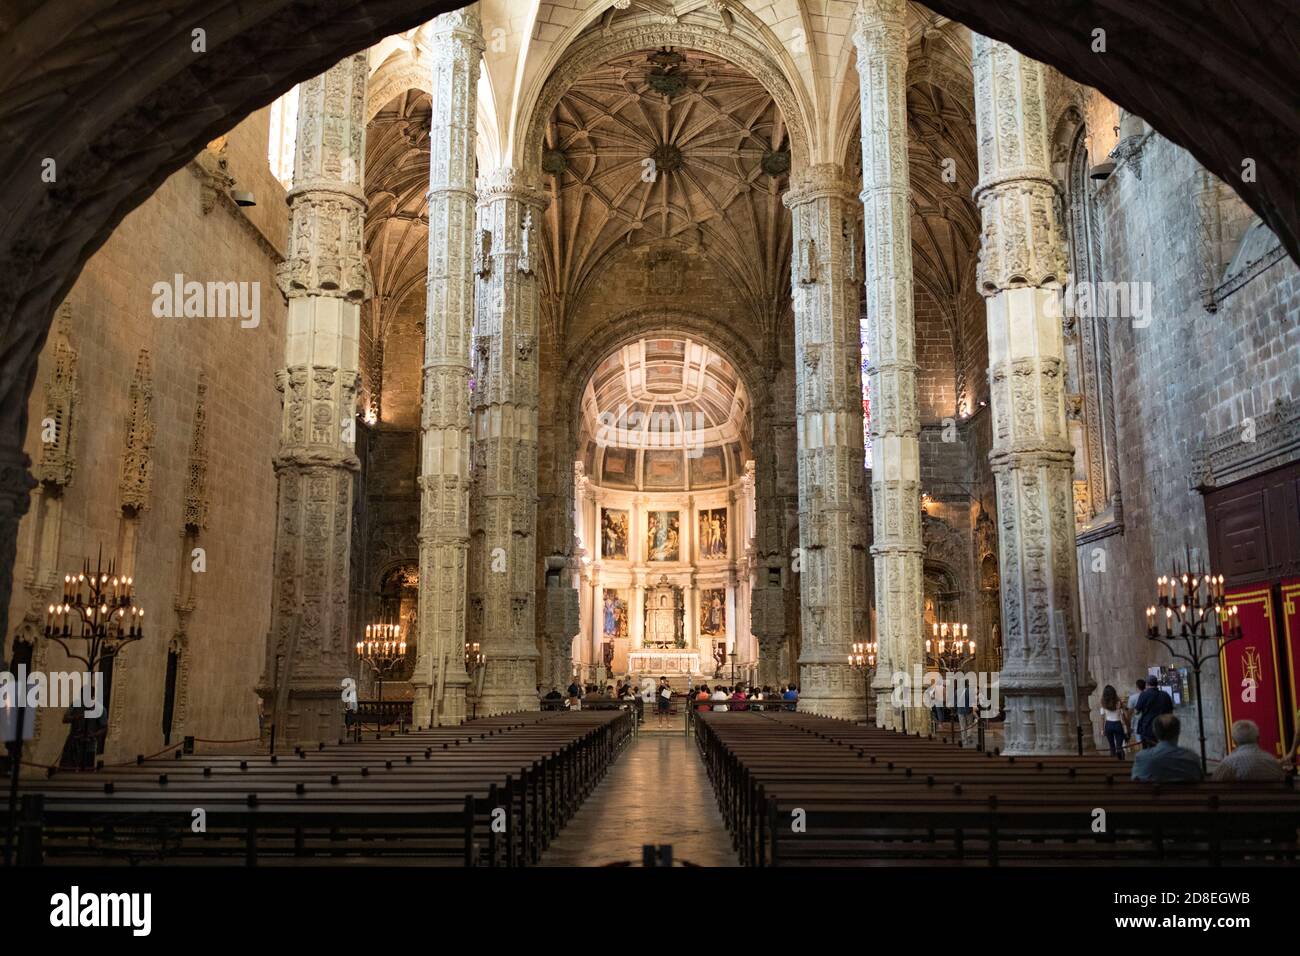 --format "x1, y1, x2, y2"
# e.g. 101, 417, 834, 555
852, 0, 908, 55
477, 167, 550, 211
429, 6, 485, 48
970, 36, 1068, 293
783, 164, 857, 209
